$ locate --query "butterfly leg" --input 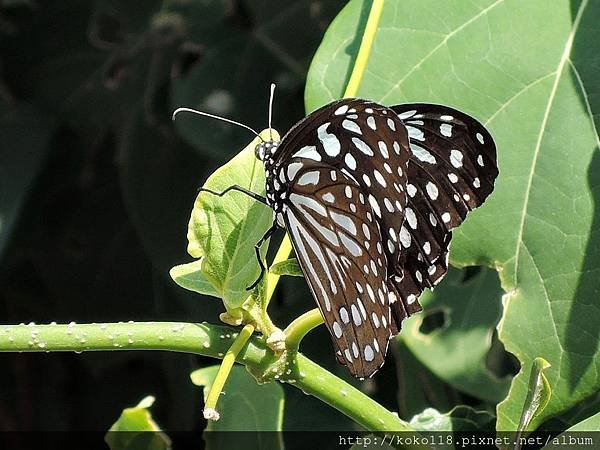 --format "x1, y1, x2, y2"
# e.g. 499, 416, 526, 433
198, 185, 268, 205
246, 222, 278, 291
